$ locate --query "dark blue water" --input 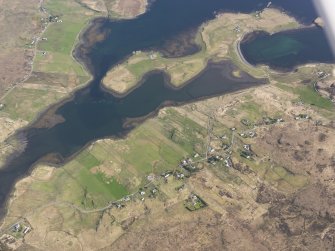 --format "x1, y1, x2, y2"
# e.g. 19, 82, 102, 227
0, 0, 318, 216
240, 27, 334, 70
76, 0, 318, 95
